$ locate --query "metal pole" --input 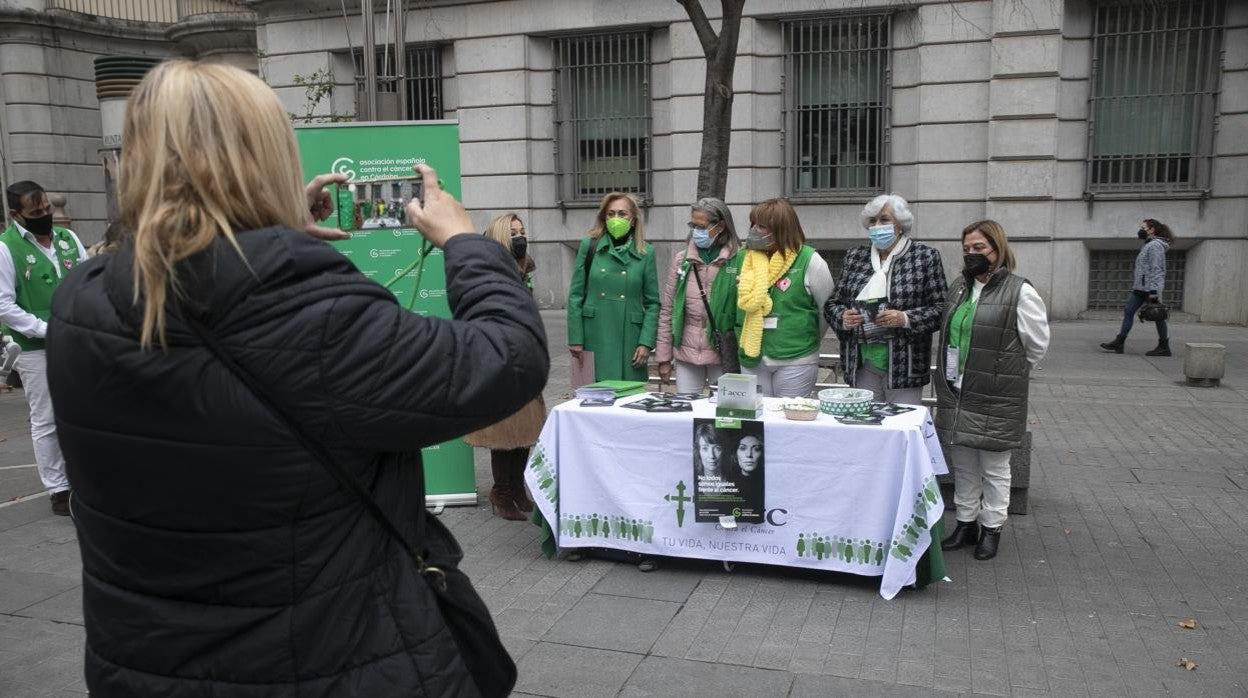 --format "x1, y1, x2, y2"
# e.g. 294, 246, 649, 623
361, 0, 377, 121
395, 0, 407, 120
